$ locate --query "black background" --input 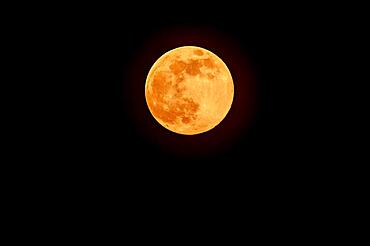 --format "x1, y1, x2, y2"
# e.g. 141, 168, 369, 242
11, 3, 349, 237
5, 2, 359, 238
